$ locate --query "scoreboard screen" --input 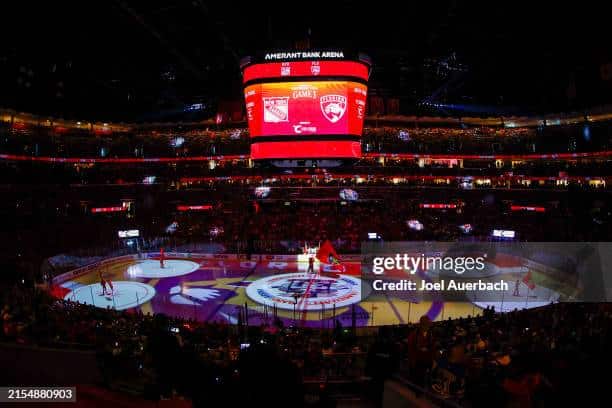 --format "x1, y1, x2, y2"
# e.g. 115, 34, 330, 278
245, 81, 367, 137
241, 52, 370, 160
